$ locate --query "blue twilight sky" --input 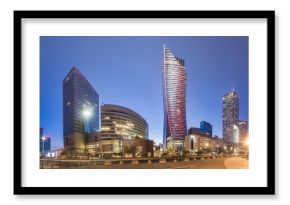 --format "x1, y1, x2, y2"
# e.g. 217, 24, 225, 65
40, 36, 248, 149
